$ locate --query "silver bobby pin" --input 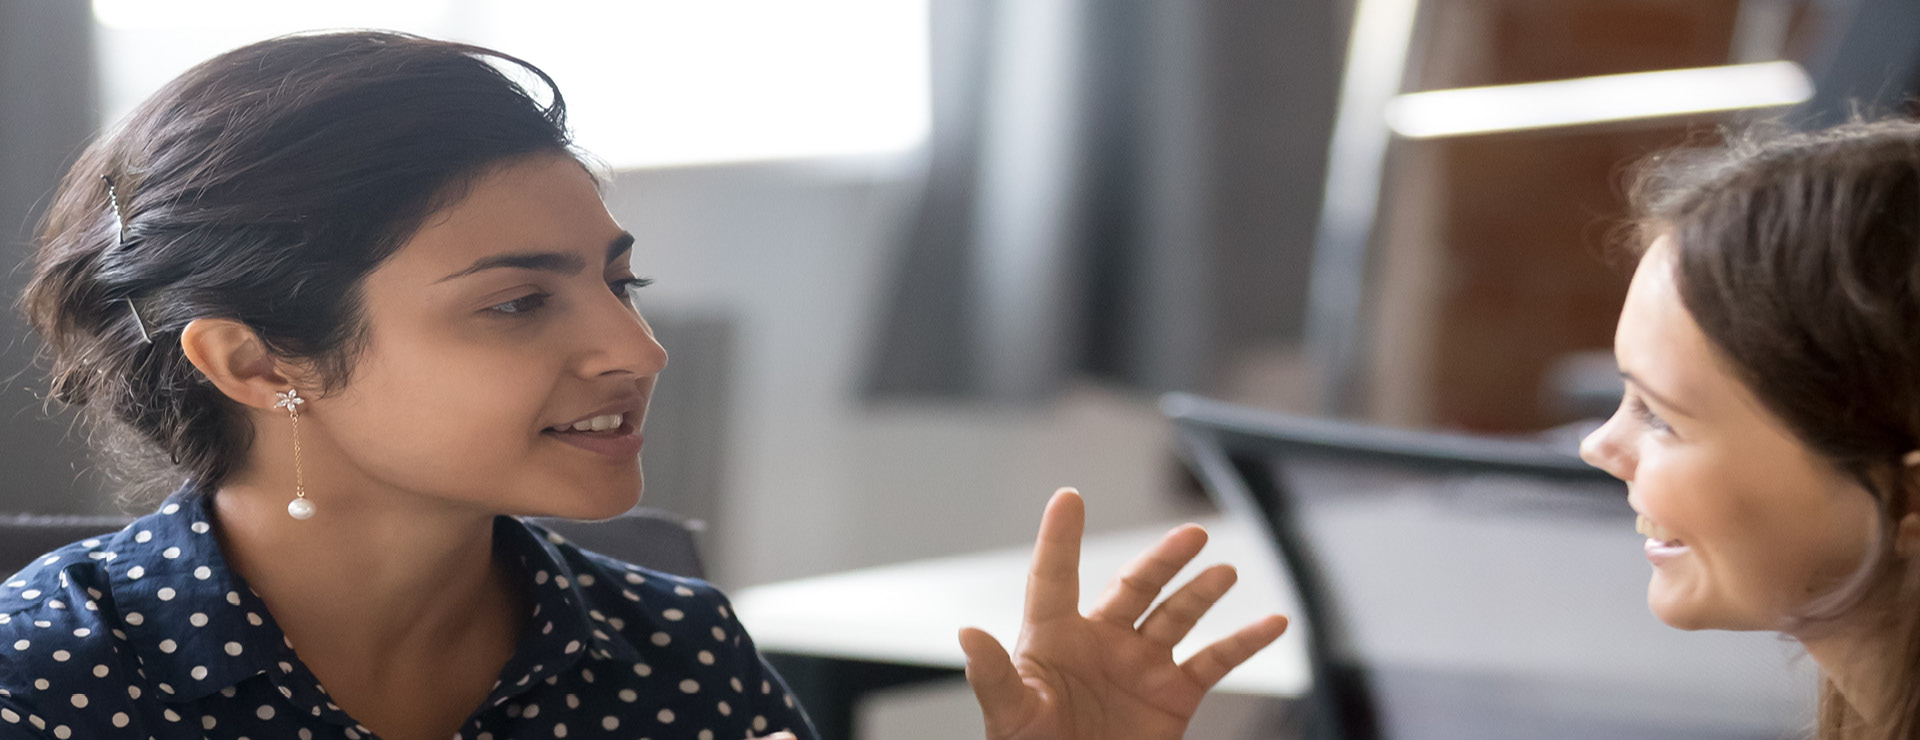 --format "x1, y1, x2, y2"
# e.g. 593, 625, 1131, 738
101, 175, 128, 246
103, 177, 149, 343
119, 298, 153, 344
